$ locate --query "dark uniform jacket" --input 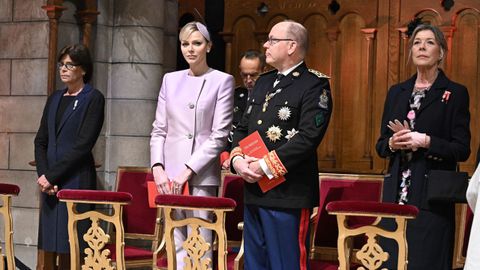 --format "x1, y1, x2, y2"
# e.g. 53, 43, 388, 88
376, 69, 470, 209
224, 86, 249, 153
34, 84, 104, 253
232, 62, 332, 209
